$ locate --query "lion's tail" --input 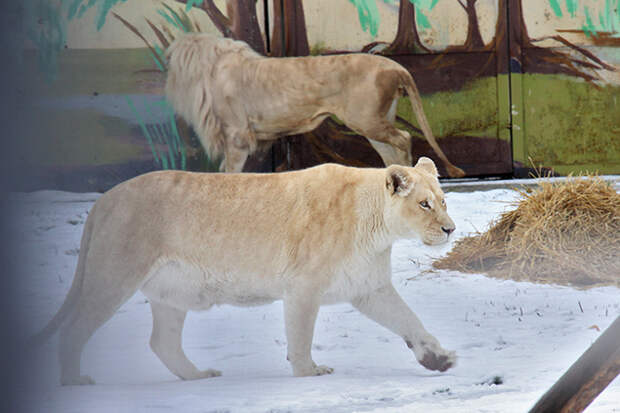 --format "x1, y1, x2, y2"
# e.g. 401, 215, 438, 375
399, 71, 465, 178
165, 33, 226, 161
28, 203, 97, 347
